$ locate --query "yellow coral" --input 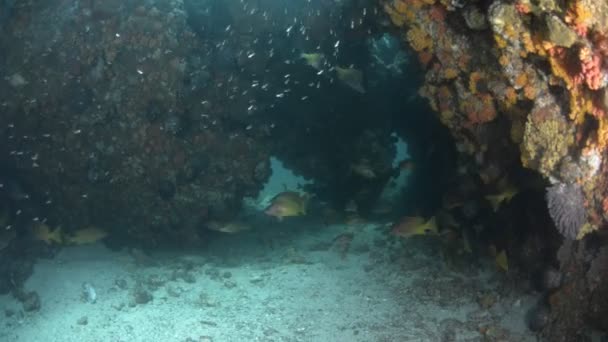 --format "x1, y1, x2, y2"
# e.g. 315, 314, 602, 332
597, 118, 608, 149
568, 88, 594, 123
444, 67, 459, 79
520, 32, 536, 57
440, 109, 454, 125
494, 35, 508, 49
567, 0, 592, 32
468, 71, 485, 94
384, 0, 418, 26
393, 0, 411, 11
522, 103, 574, 174
407, 26, 433, 52
502, 25, 518, 41
384, 3, 409, 27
